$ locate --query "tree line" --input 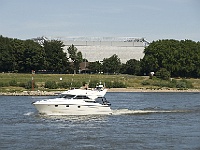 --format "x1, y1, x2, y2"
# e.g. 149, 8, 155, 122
89, 39, 200, 78
0, 35, 200, 78
141, 39, 200, 78
0, 35, 70, 73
